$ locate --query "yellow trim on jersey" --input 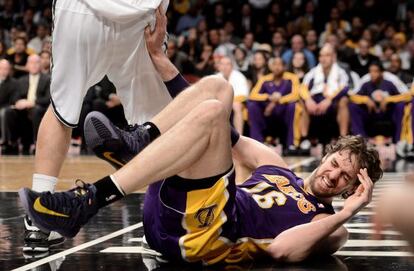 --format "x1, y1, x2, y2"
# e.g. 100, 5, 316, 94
384, 92, 412, 103
349, 94, 371, 105
226, 238, 272, 263
293, 103, 303, 146
400, 103, 413, 144
249, 74, 274, 101
300, 84, 311, 100
234, 95, 247, 103
179, 172, 234, 265
279, 72, 300, 104
249, 72, 300, 103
